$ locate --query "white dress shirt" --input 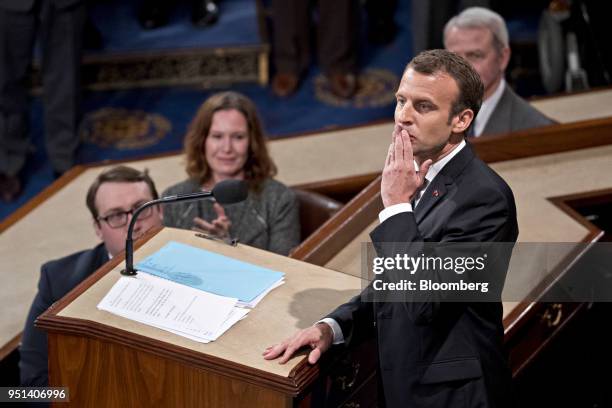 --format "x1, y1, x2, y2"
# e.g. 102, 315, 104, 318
472, 79, 505, 137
